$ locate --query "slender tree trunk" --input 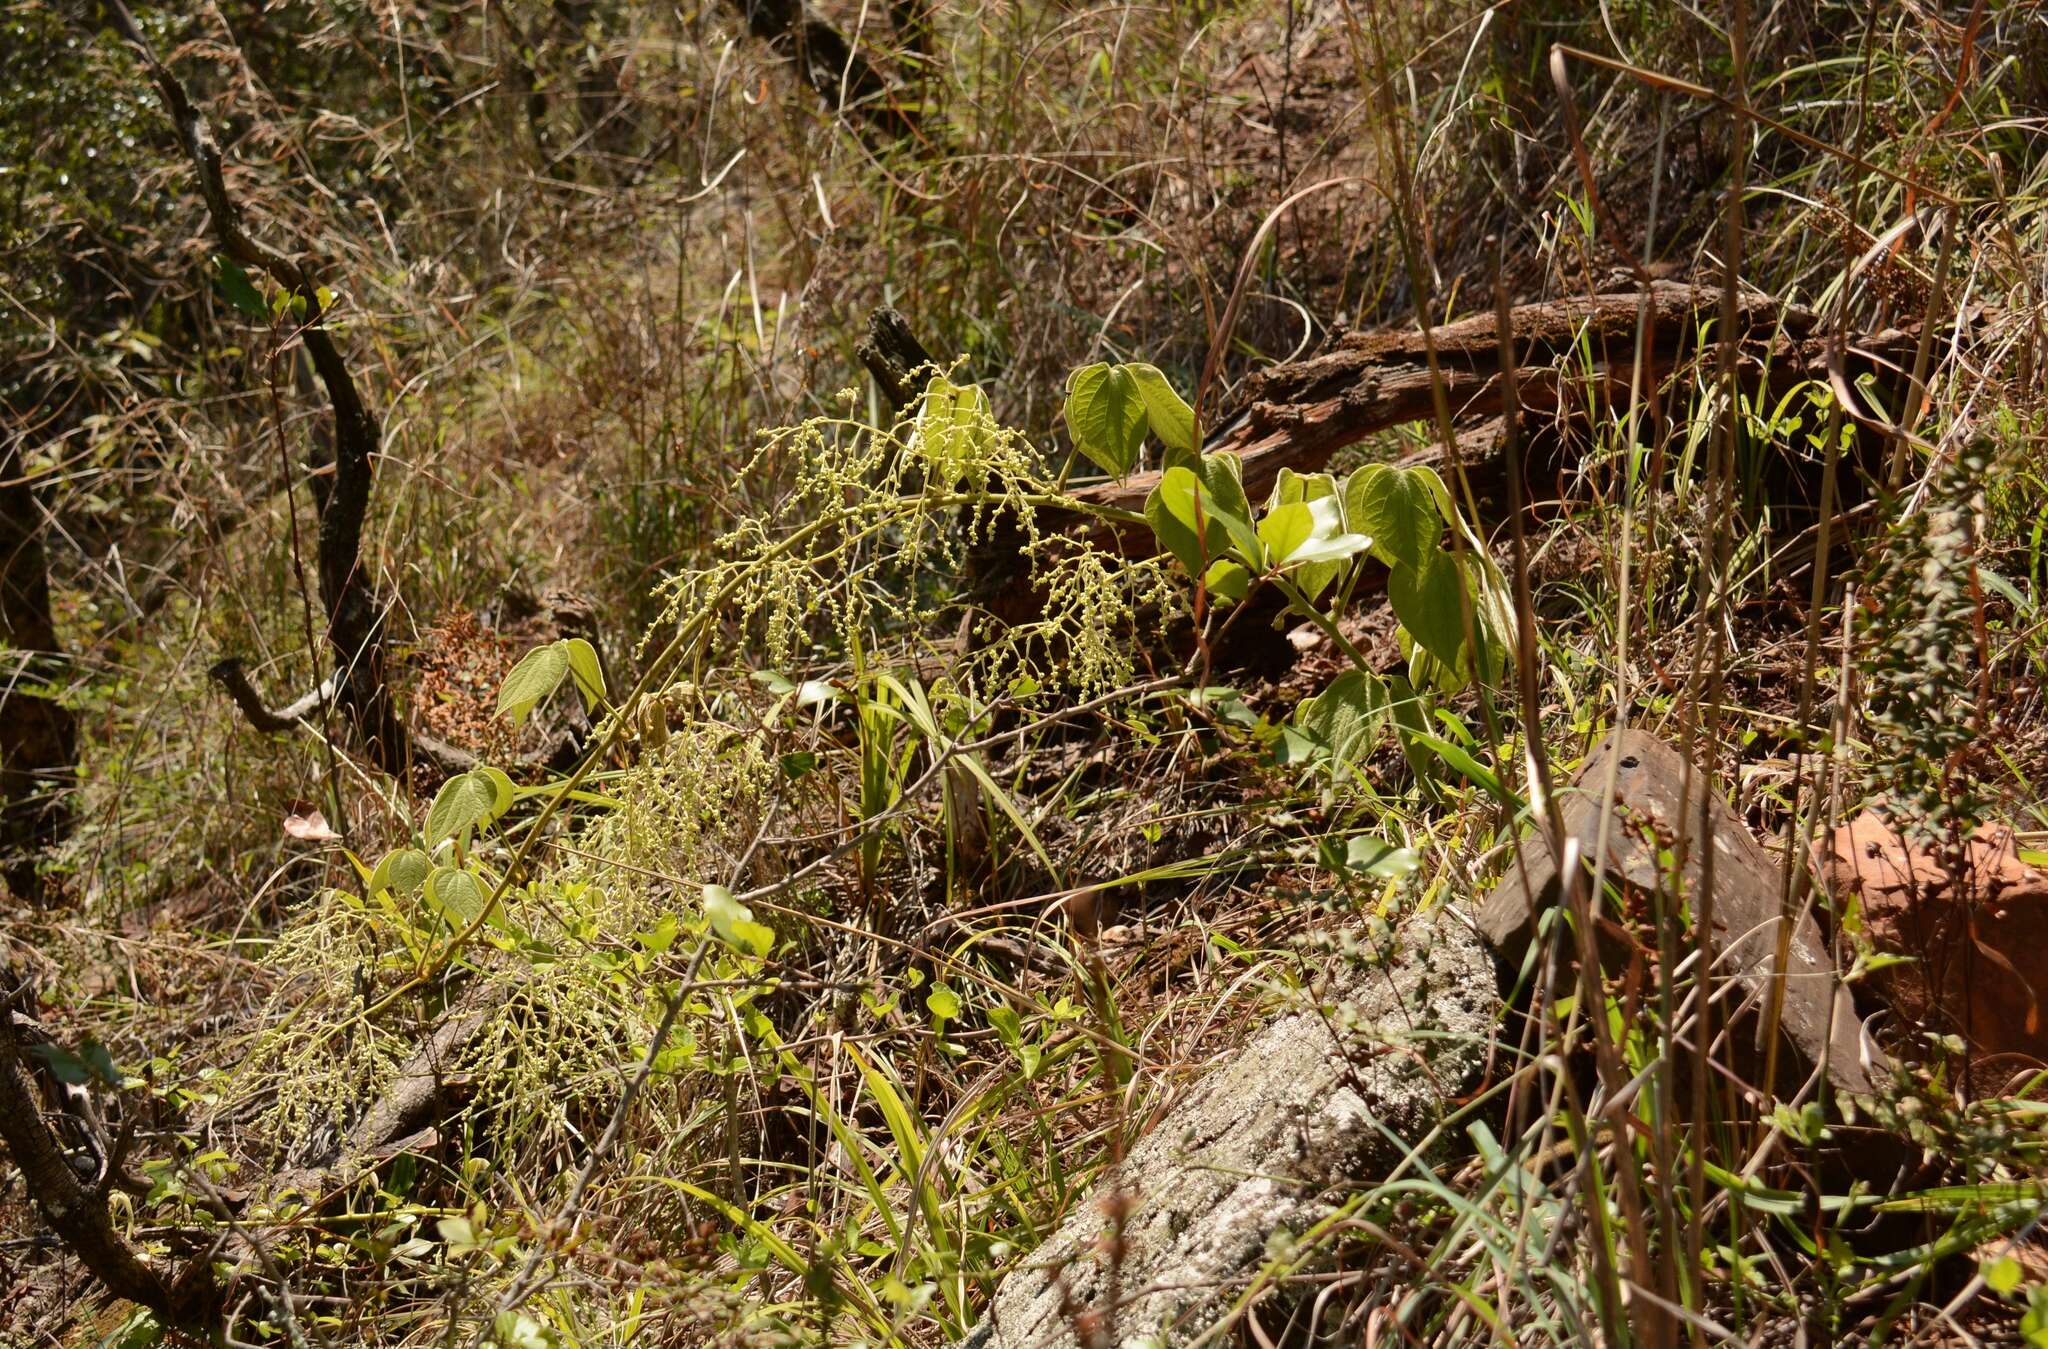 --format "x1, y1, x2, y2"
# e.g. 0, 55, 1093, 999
0, 427, 76, 903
